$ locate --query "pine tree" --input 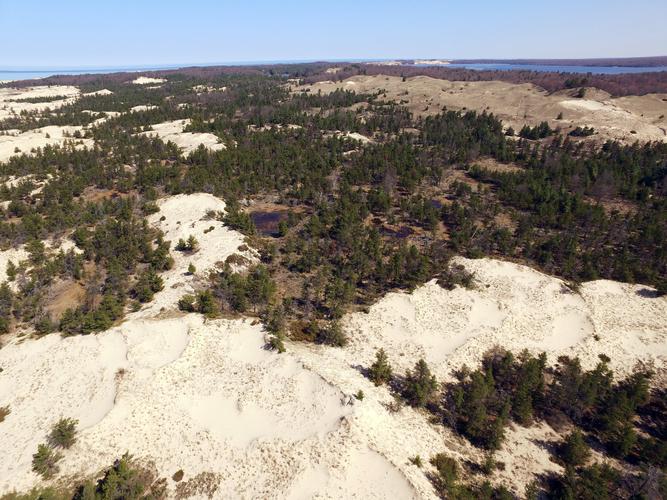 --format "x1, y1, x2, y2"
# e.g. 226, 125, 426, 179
48, 417, 78, 449
559, 430, 590, 467
368, 348, 393, 386
32, 444, 62, 479
403, 359, 438, 407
